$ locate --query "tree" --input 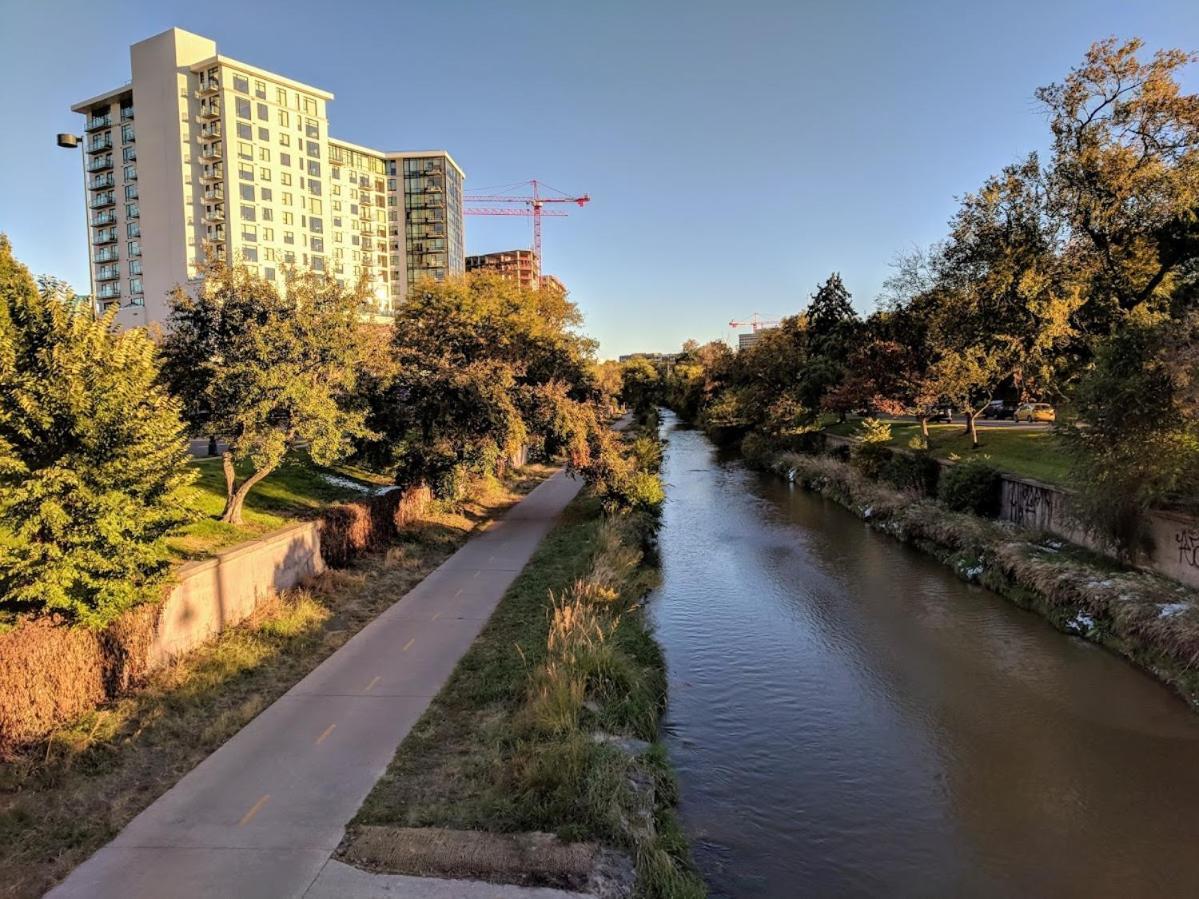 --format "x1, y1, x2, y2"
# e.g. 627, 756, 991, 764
1037, 38, 1199, 325
801, 273, 861, 410
376, 272, 598, 495
161, 259, 369, 525
0, 236, 196, 626
619, 356, 661, 414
